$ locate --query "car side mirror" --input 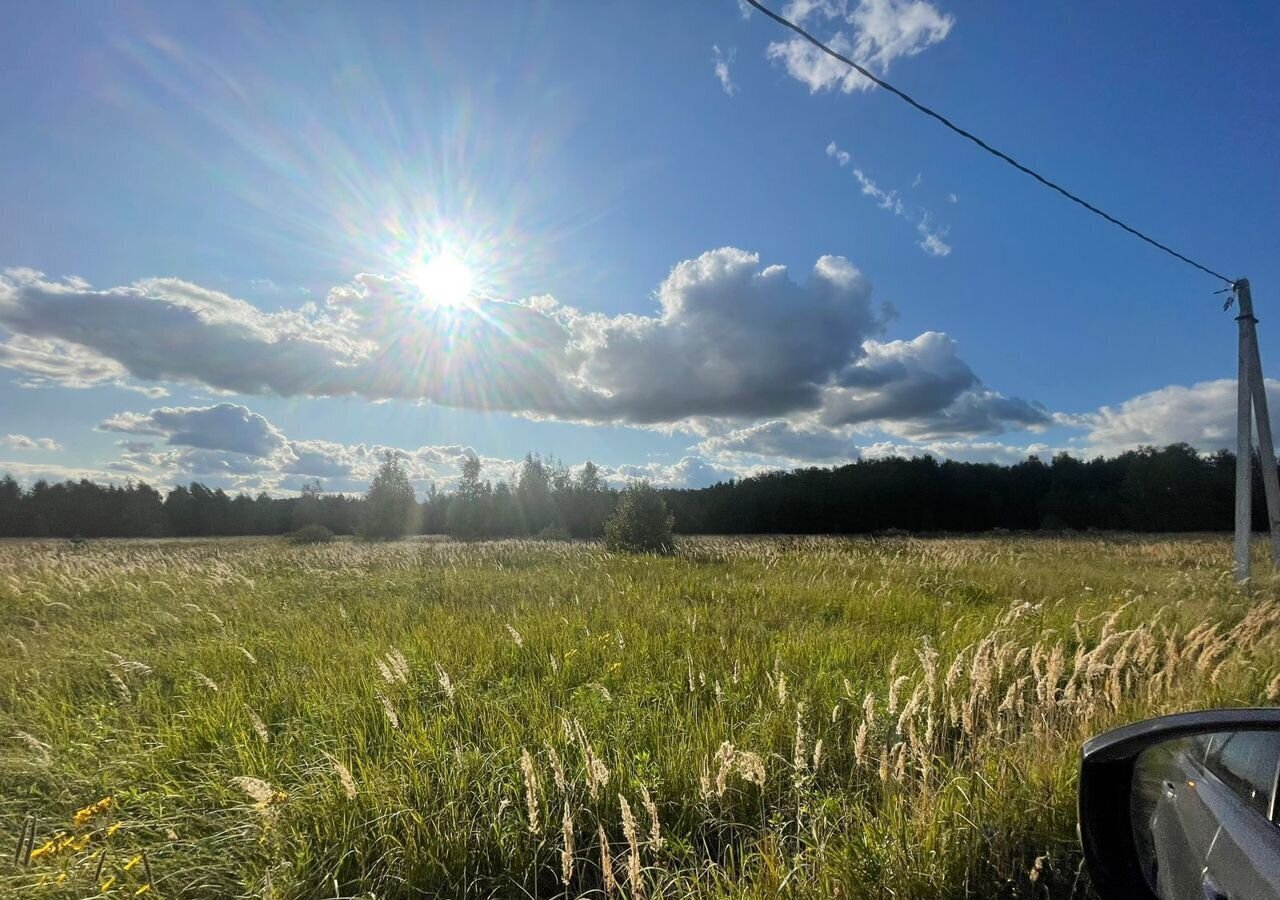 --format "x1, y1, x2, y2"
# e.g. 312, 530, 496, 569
1080, 708, 1280, 900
